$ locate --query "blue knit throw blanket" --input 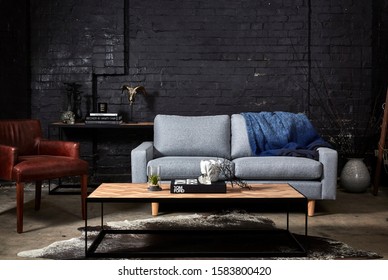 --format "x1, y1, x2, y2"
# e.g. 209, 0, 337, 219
241, 112, 331, 160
